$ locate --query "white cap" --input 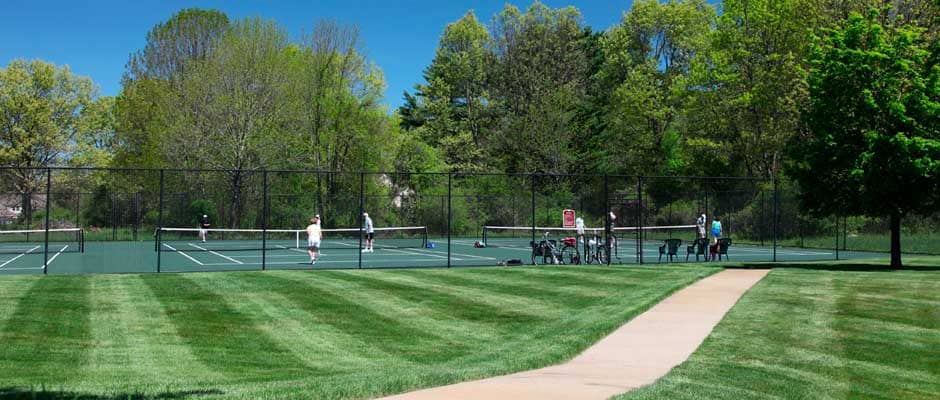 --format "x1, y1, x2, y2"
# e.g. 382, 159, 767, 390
363, 212, 368, 216
203, 214, 207, 218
